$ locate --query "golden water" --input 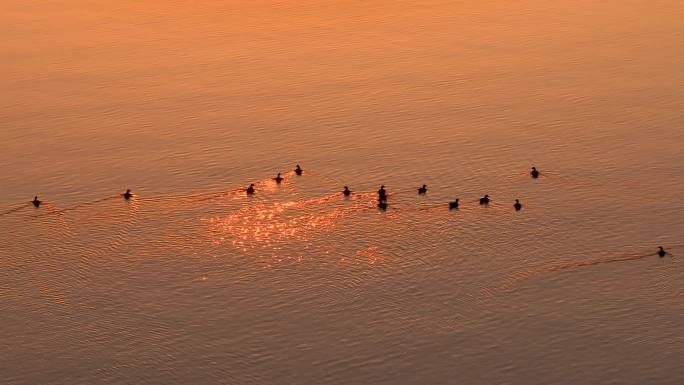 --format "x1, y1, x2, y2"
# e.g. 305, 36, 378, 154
2, 1, 683, 384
